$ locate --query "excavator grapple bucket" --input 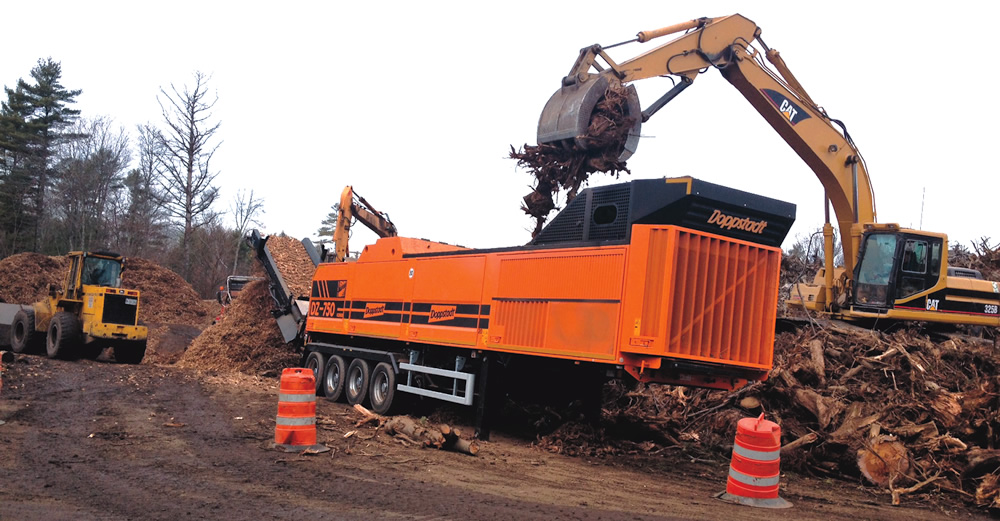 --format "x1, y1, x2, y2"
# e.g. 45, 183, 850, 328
536, 76, 642, 161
